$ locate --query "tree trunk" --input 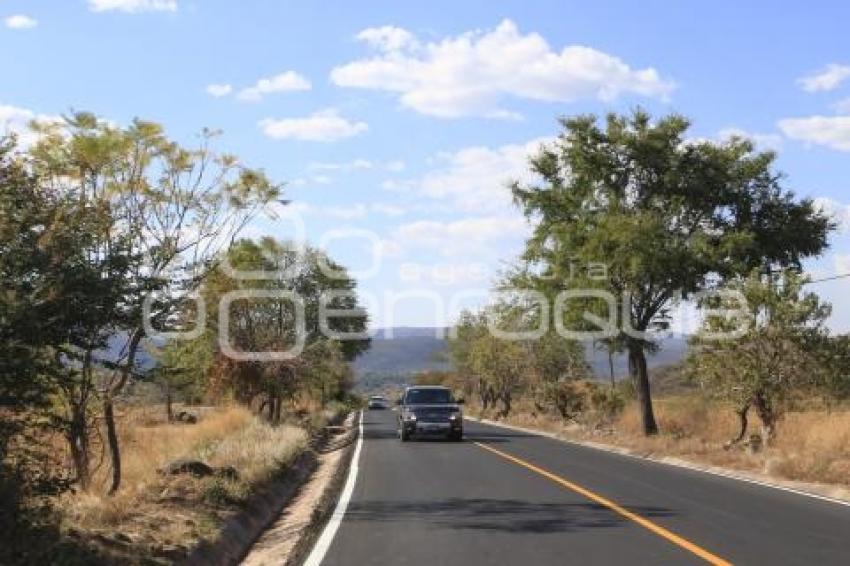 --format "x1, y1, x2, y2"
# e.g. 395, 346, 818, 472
104, 328, 144, 496
499, 388, 512, 418
478, 381, 491, 411
628, 345, 658, 435
272, 394, 281, 424
68, 409, 90, 490
165, 383, 173, 422
608, 348, 616, 390
103, 397, 121, 495
752, 391, 776, 445
729, 403, 750, 446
